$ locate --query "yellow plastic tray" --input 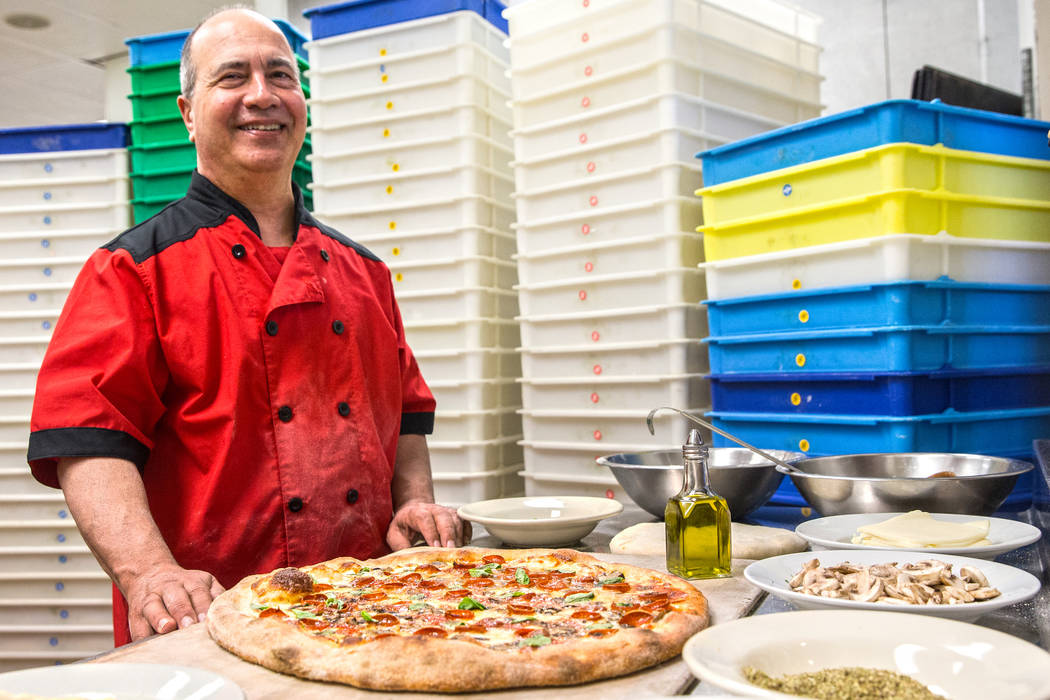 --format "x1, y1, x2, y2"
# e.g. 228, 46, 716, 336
697, 143, 1050, 225
699, 188, 1050, 261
